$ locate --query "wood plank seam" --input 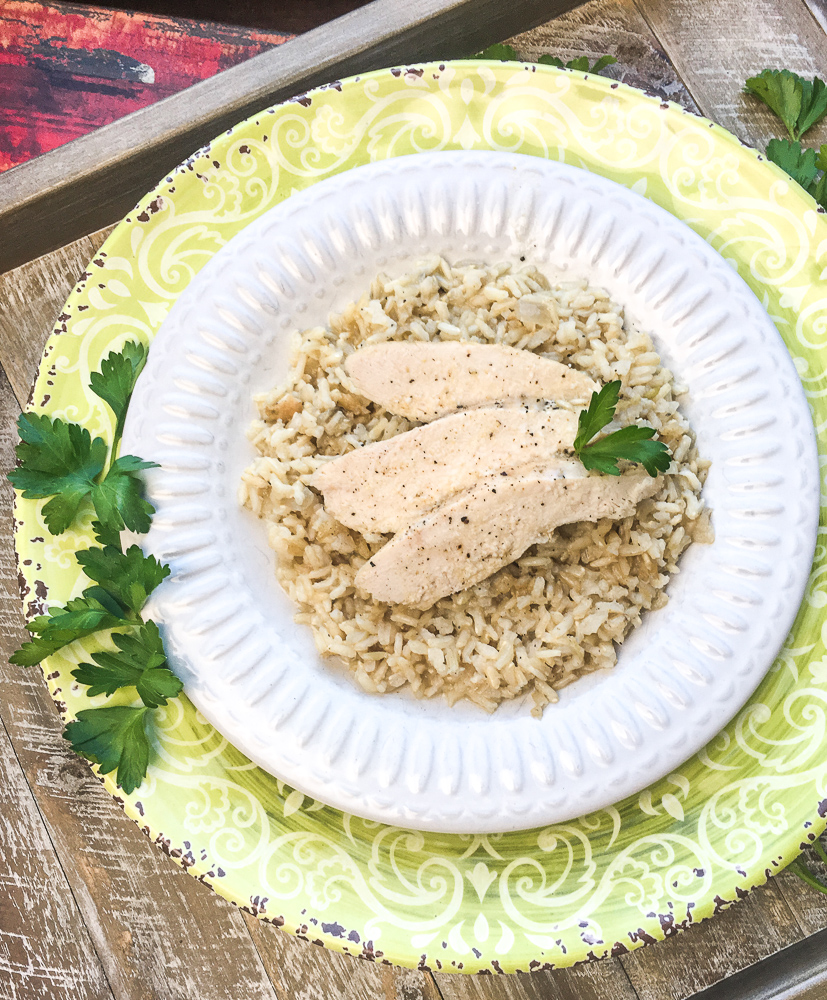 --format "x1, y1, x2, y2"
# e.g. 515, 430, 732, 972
0, 714, 118, 999
0, 370, 124, 1000
800, 0, 827, 37
628, 0, 705, 112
